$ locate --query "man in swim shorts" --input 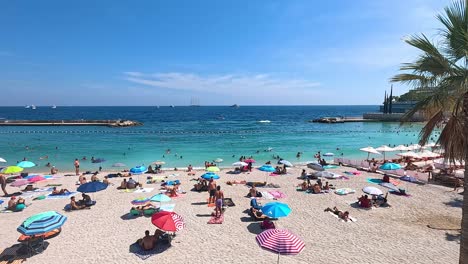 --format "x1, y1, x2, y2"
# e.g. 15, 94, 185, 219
0, 174, 8, 196
214, 186, 224, 218
208, 178, 217, 204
